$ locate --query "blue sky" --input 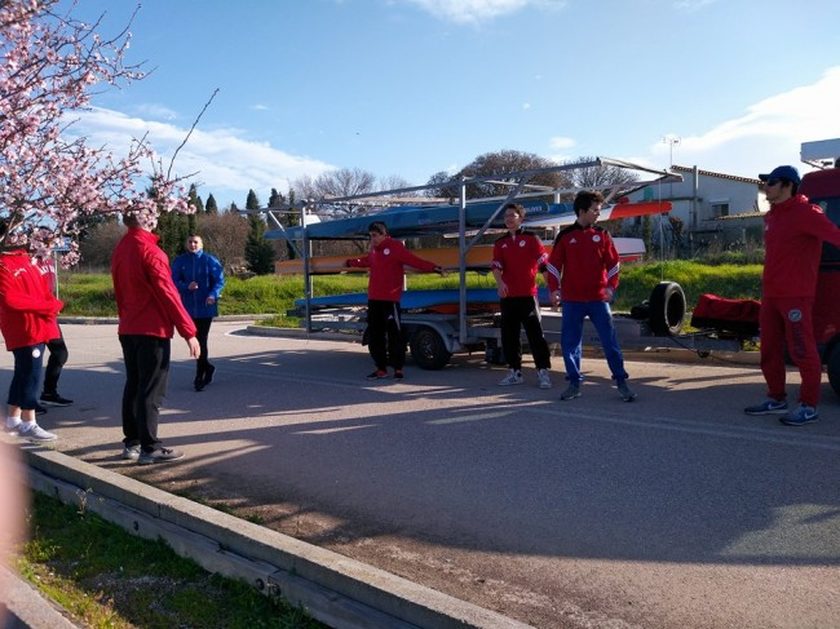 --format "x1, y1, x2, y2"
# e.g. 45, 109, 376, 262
63, 0, 840, 208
